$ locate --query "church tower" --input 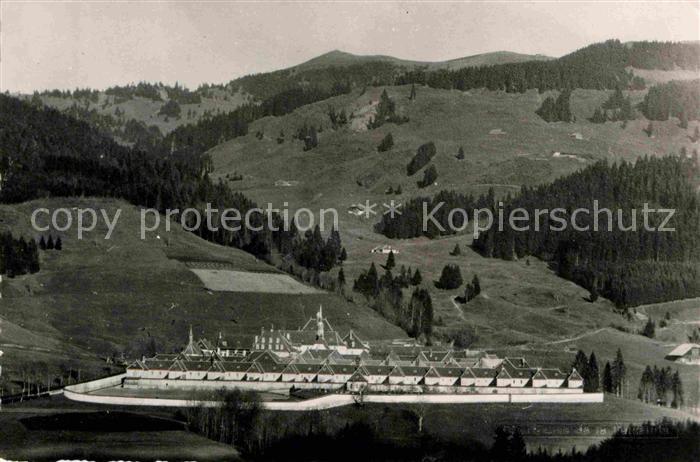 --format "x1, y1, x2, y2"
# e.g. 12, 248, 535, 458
316, 305, 324, 340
